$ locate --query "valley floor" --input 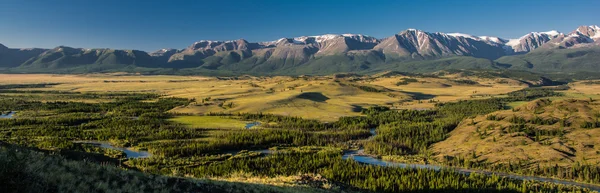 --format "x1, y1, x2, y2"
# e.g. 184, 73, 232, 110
1, 72, 600, 193
0, 73, 530, 121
